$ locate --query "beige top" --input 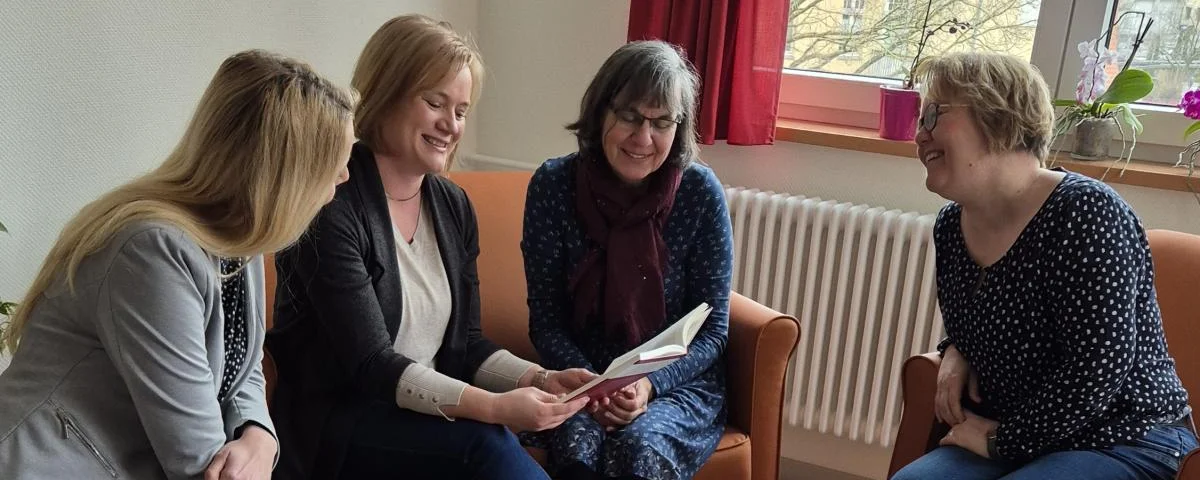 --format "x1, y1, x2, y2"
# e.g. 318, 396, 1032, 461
390, 203, 536, 419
